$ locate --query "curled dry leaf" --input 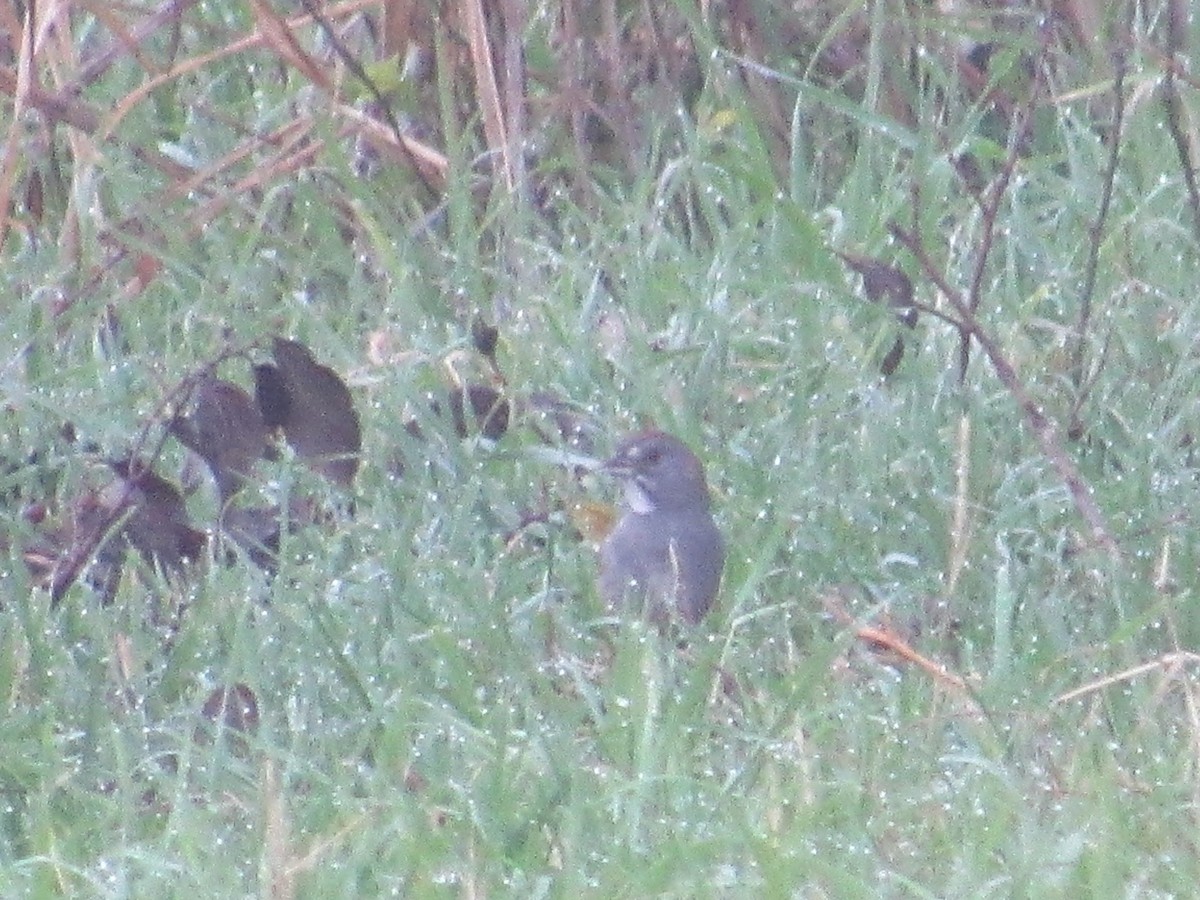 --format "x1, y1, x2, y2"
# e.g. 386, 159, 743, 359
171, 376, 268, 503
470, 314, 500, 362
23, 489, 118, 605
195, 682, 261, 757
106, 458, 207, 573
836, 251, 917, 327
260, 338, 363, 487
41, 490, 122, 605
447, 383, 510, 441
836, 251, 919, 376
47, 459, 206, 606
